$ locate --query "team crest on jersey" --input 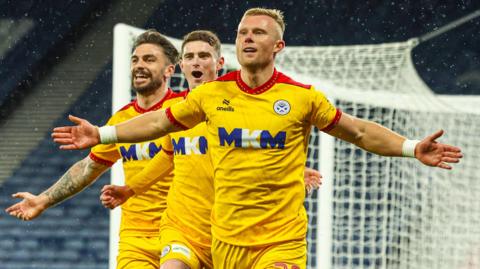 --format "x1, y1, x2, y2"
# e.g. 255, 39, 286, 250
161, 245, 171, 258
273, 100, 291, 115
